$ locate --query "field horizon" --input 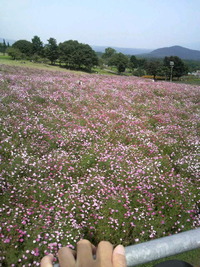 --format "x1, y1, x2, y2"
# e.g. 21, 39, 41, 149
0, 63, 200, 266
